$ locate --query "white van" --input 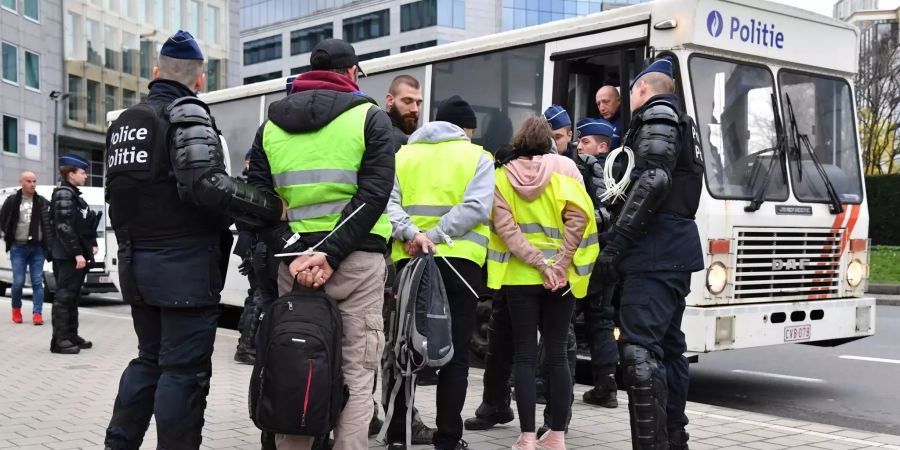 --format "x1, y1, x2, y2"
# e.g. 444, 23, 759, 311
0, 185, 118, 300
